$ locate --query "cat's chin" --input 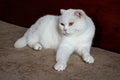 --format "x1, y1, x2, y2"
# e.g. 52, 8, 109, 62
61, 30, 70, 35
62, 31, 70, 36
63, 33, 69, 36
